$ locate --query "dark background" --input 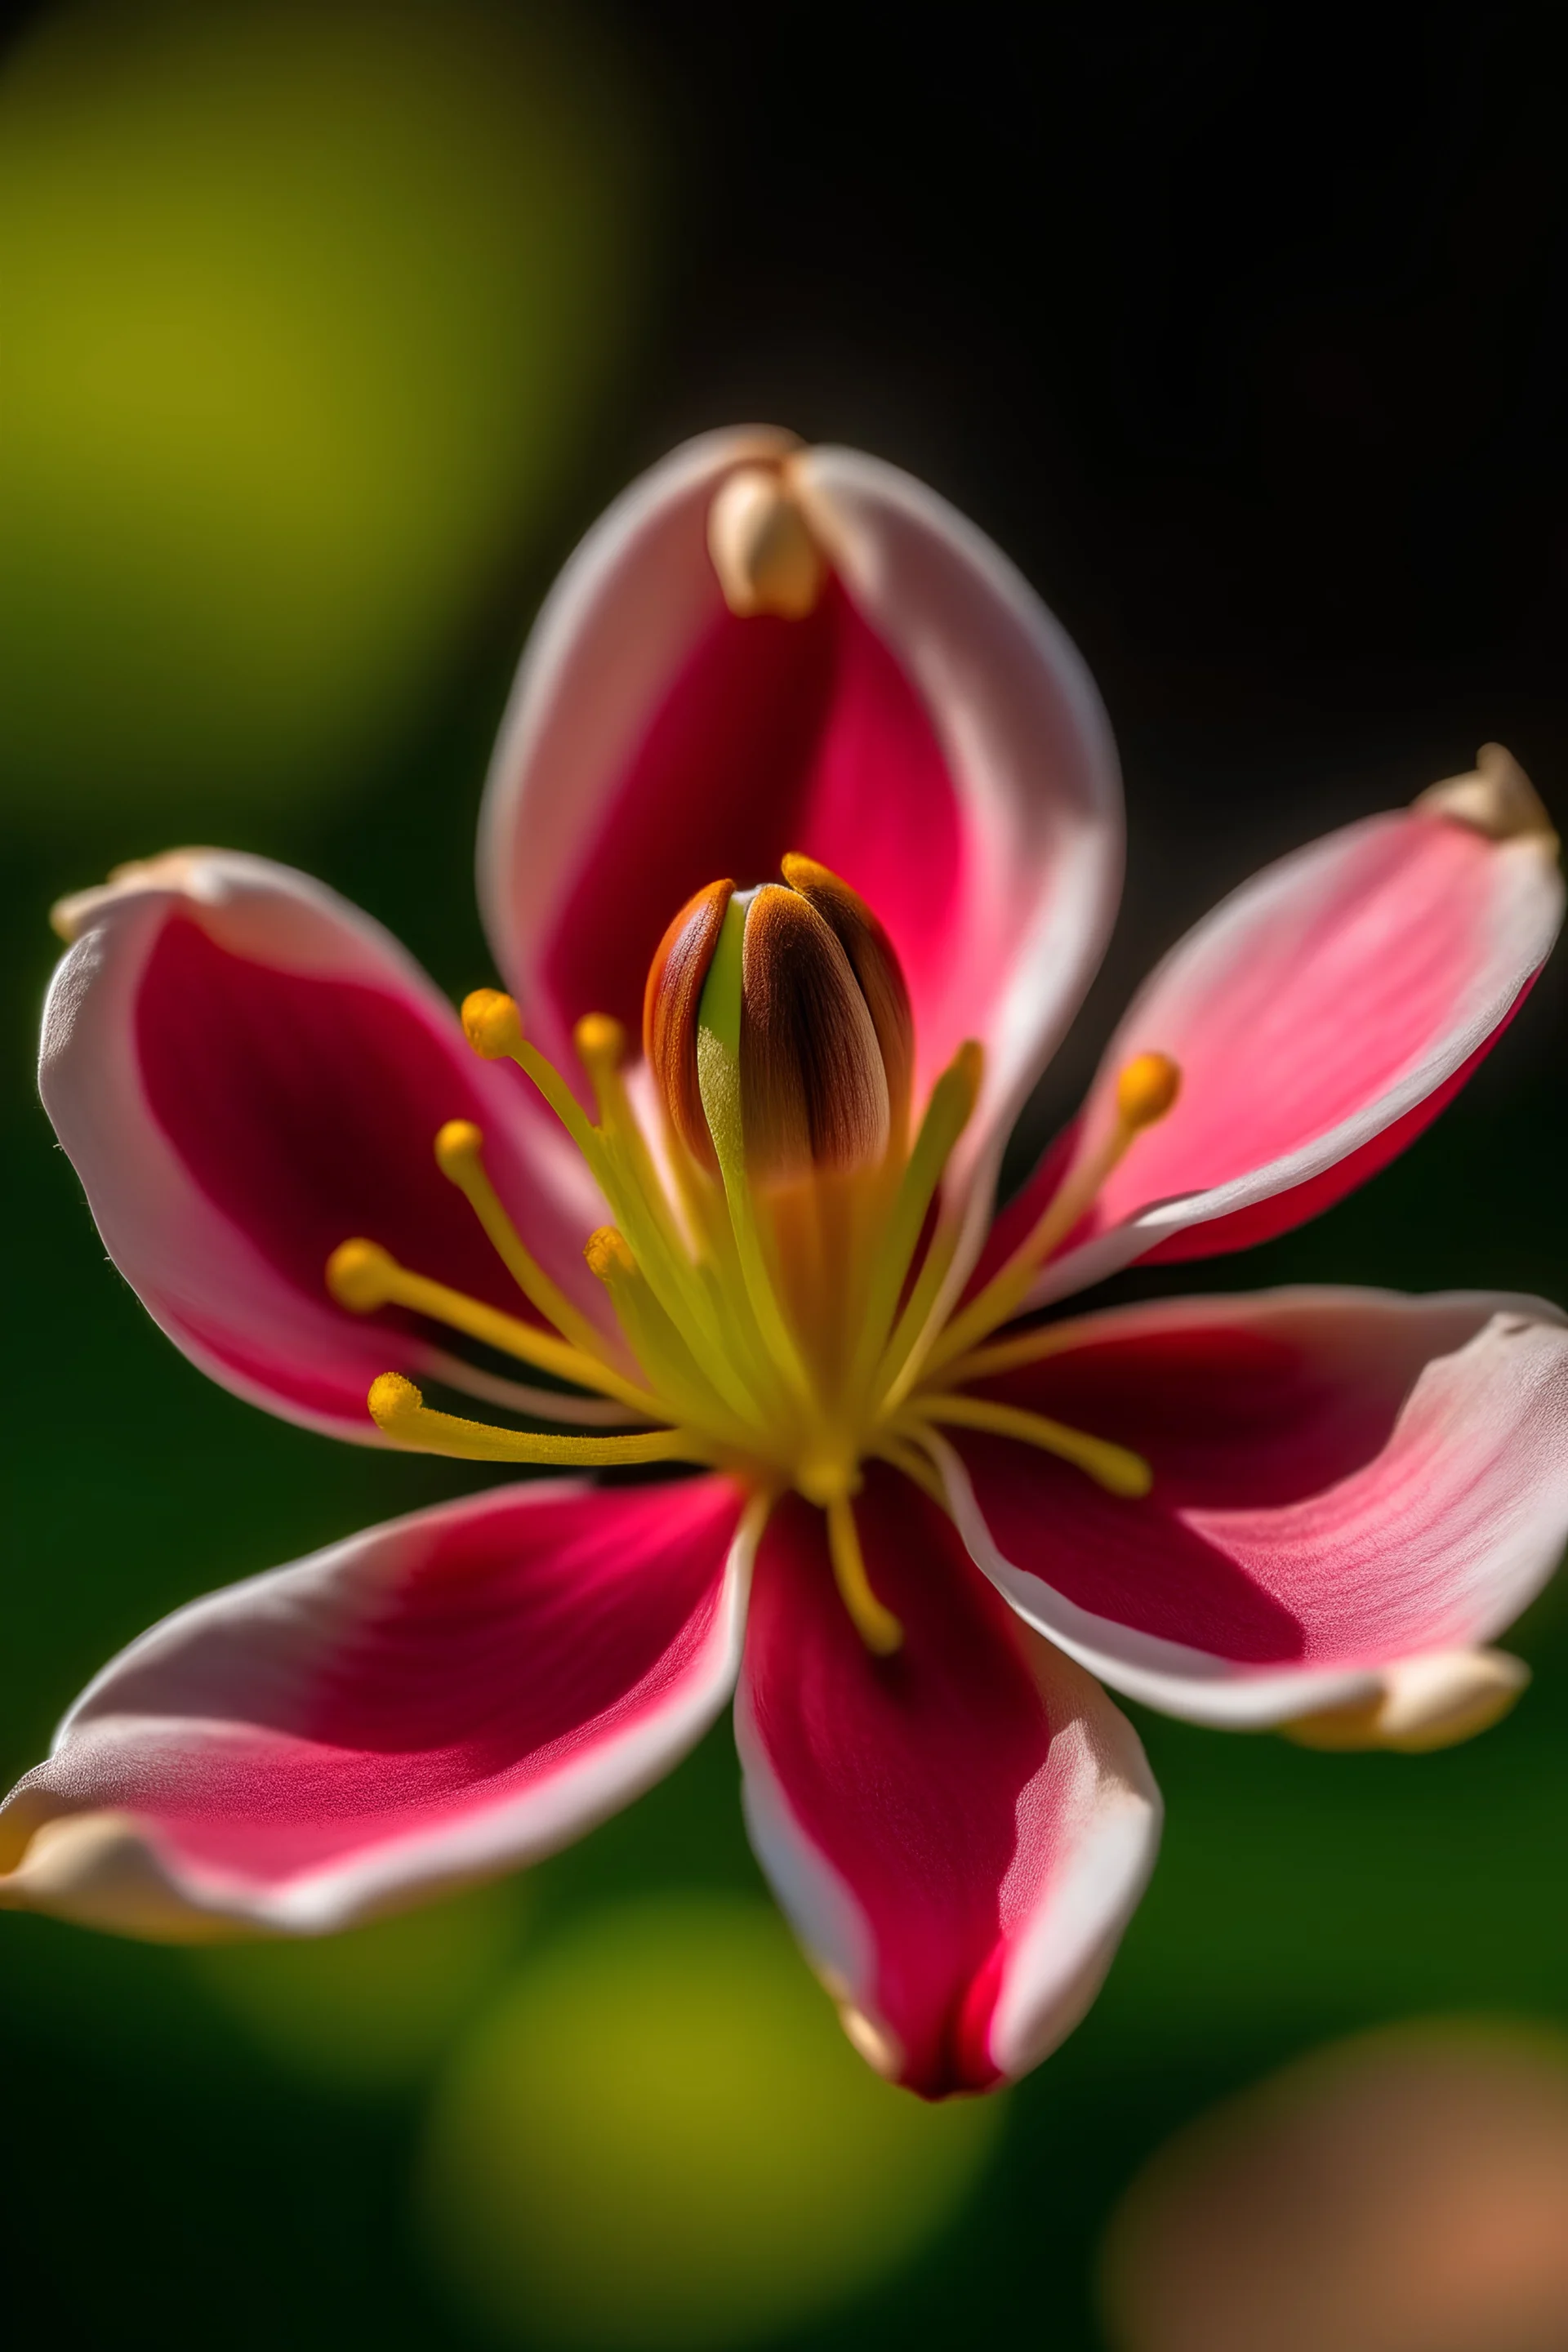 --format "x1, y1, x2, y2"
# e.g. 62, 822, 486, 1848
4, 4, 1567, 2346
